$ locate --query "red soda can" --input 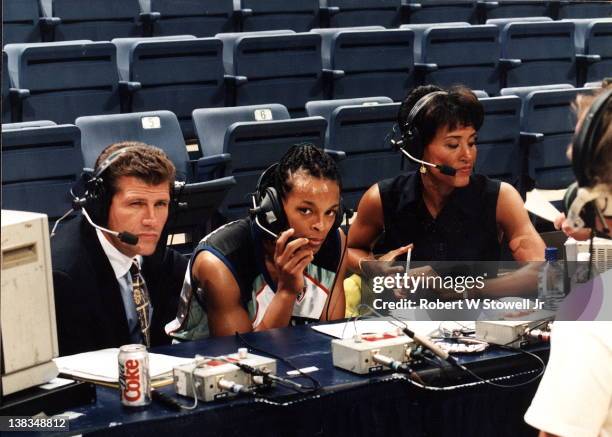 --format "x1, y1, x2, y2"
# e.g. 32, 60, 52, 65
118, 344, 151, 407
